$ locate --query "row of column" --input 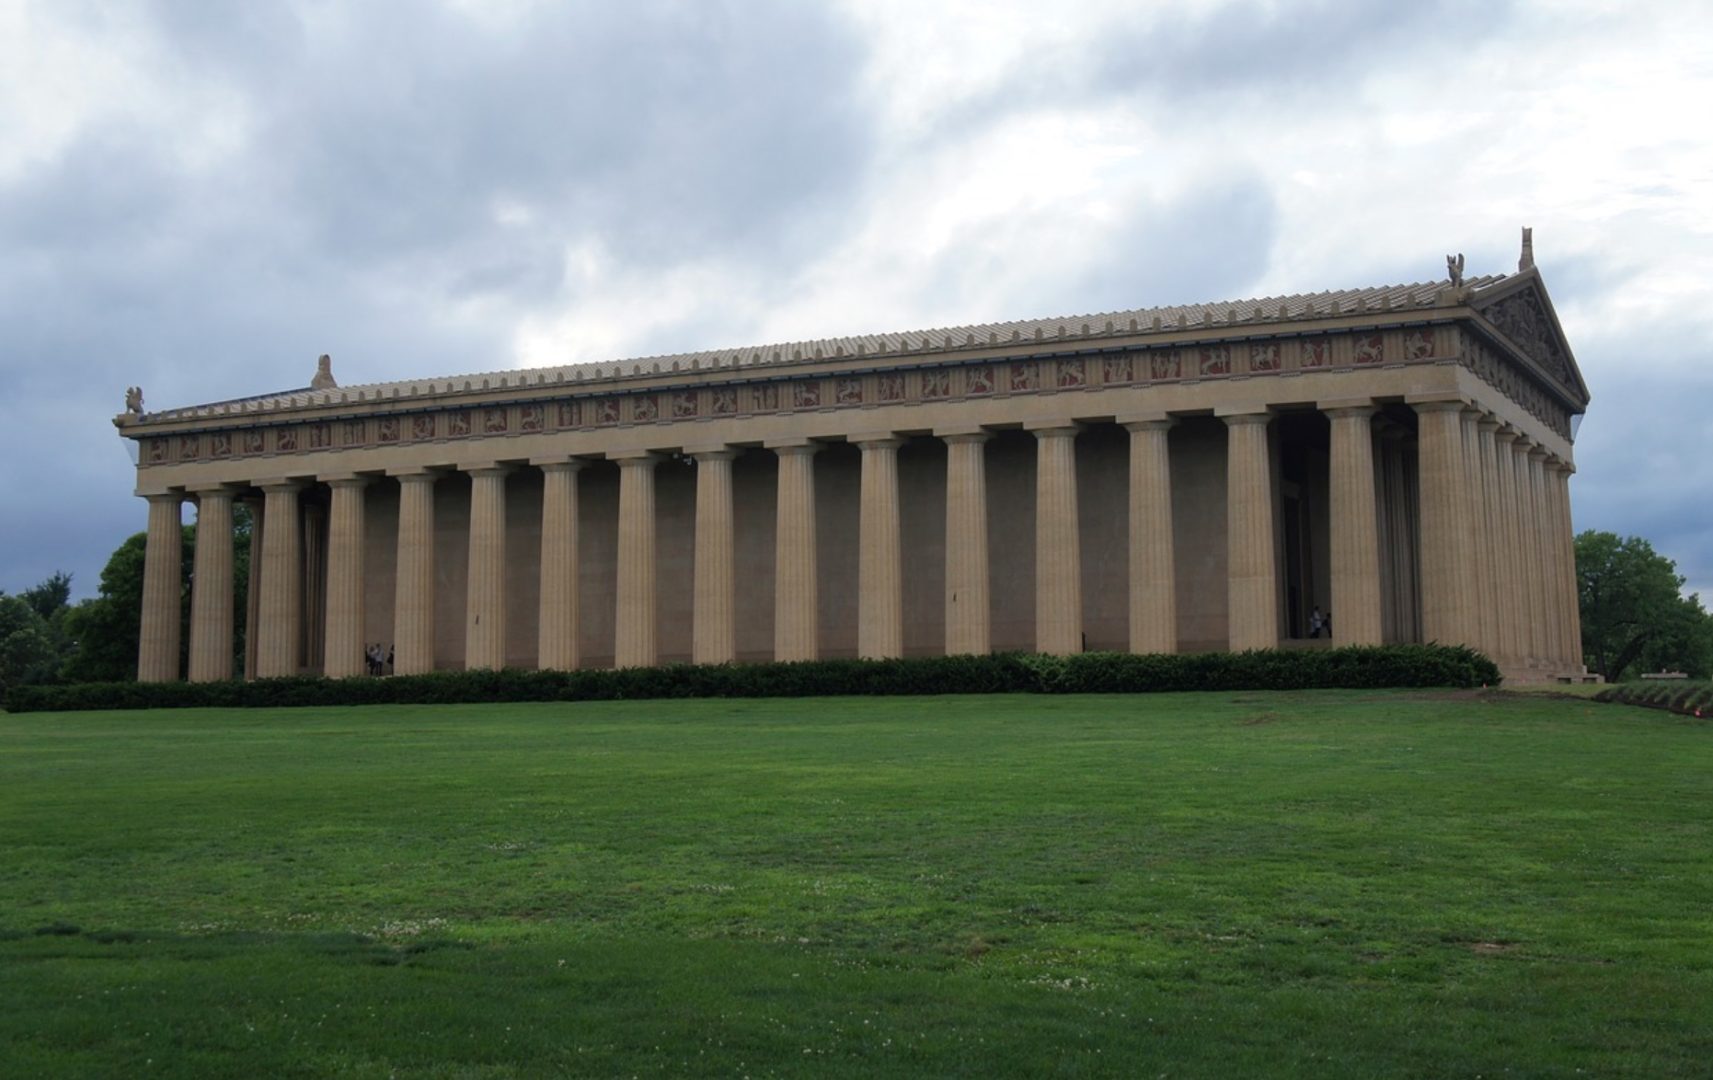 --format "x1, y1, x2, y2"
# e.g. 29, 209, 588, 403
1414, 399, 1582, 673
135, 402, 1578, 681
